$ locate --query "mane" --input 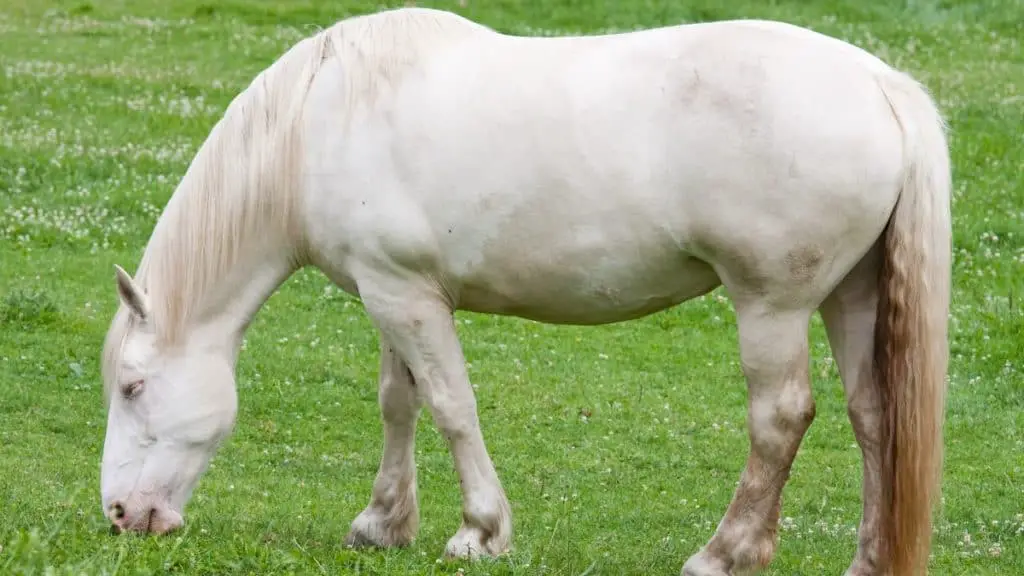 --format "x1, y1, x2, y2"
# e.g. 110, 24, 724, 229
102, 8, 490, 395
